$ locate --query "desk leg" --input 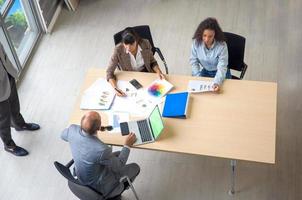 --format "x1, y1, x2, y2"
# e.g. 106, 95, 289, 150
228, 160, 237, 195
